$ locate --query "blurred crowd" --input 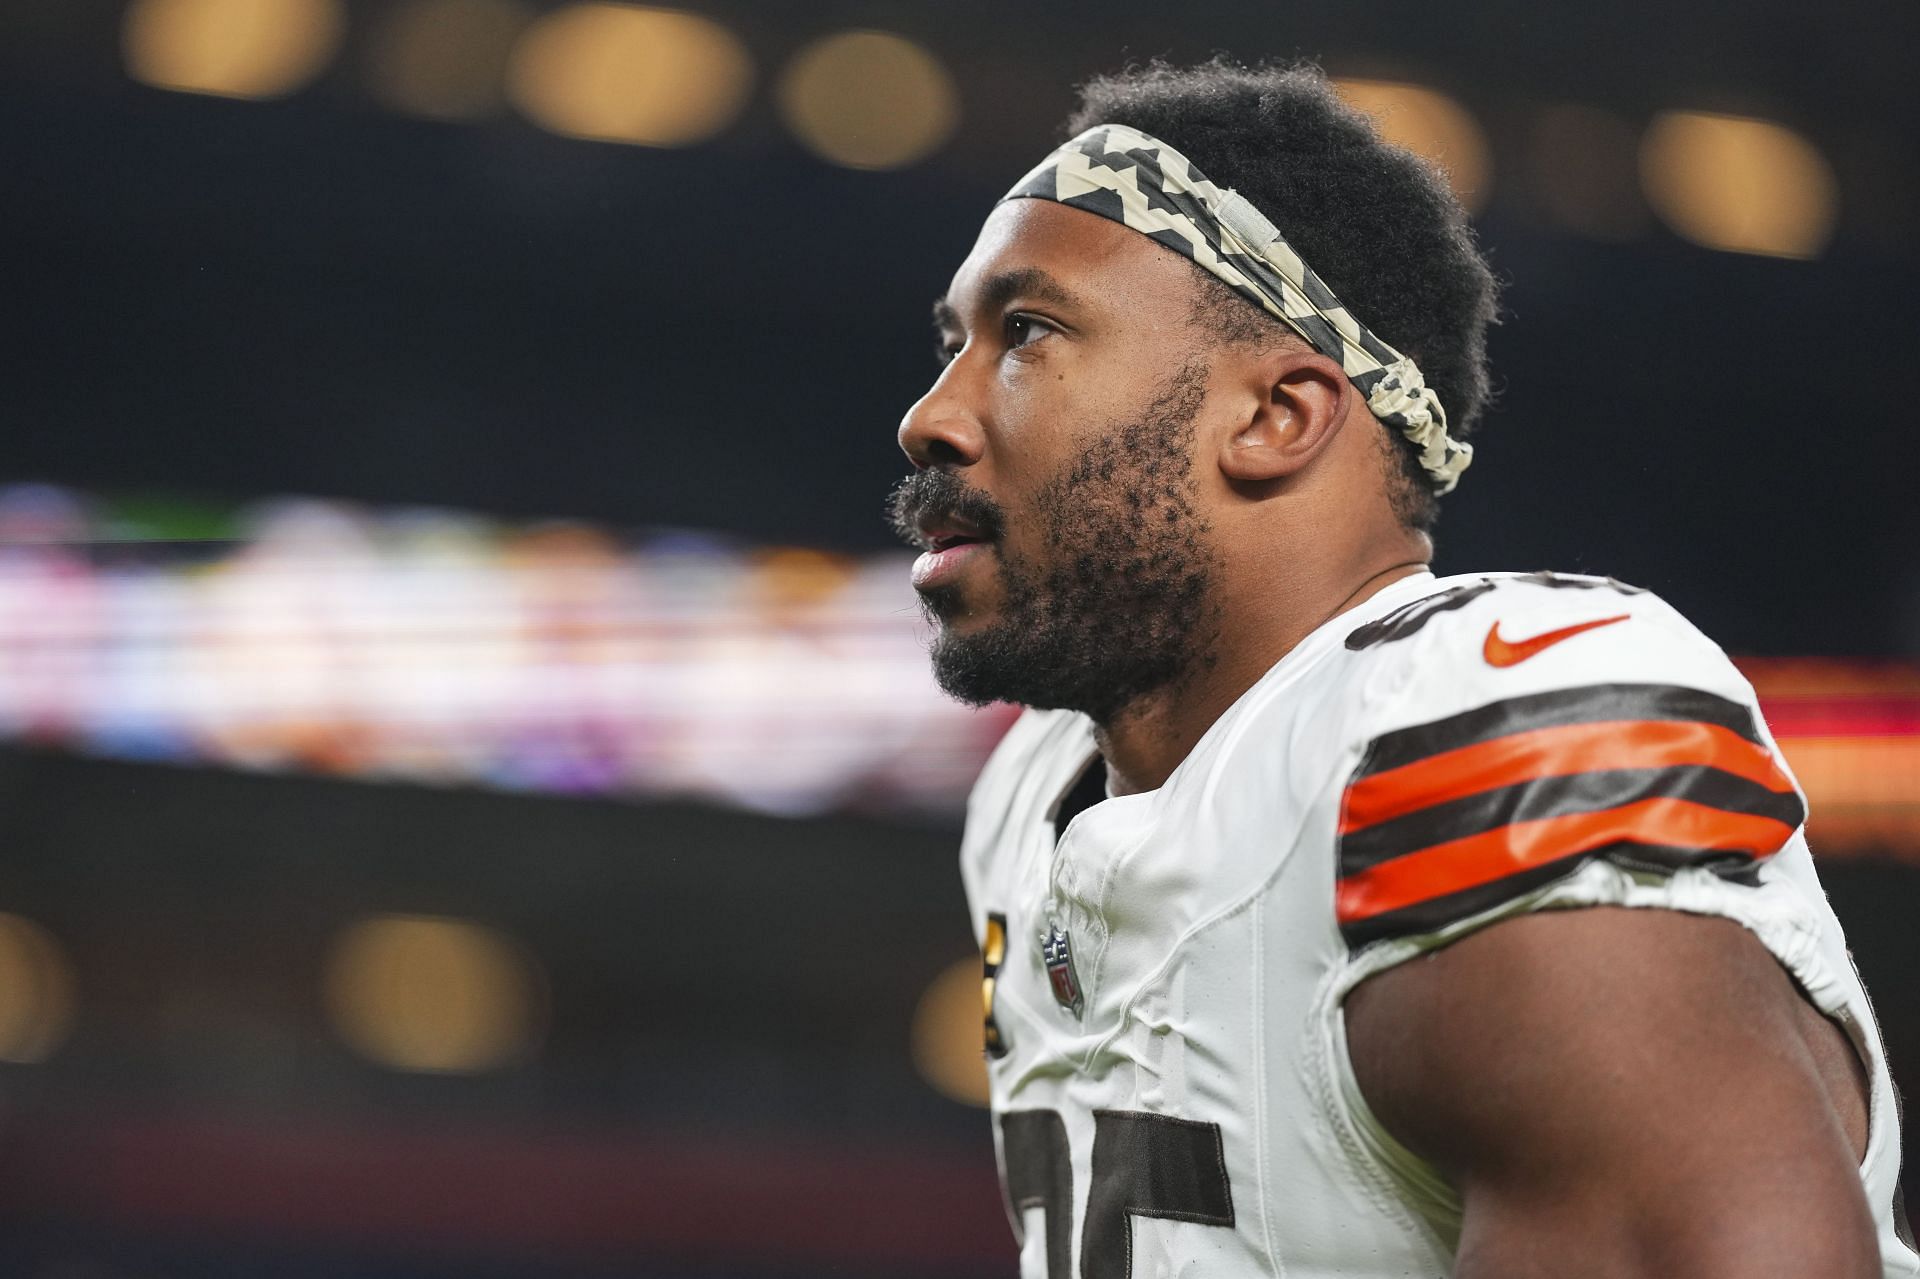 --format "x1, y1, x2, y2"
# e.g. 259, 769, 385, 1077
0, 483, 1013, 817
2, 480, 1915, 847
